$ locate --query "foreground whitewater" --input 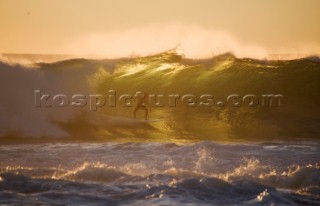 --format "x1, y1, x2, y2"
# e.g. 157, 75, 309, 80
0, 141, 319, 205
